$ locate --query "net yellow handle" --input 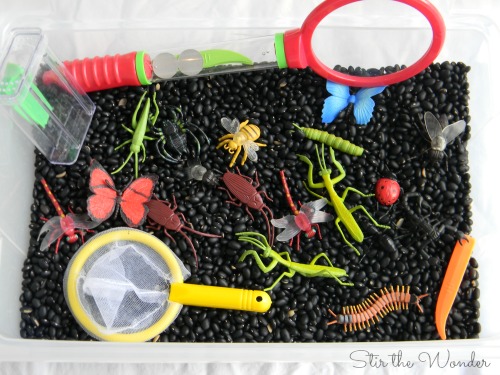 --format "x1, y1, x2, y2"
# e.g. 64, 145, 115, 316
169, 283, 272, 313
